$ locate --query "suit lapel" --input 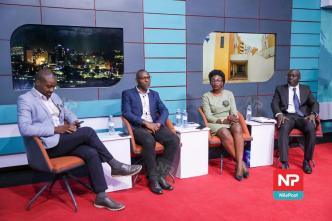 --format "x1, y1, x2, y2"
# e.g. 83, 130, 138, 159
283, 84, 289, 105
133, 88, 143, 113
30, 89, 52, 118
299, 84, 306, 105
